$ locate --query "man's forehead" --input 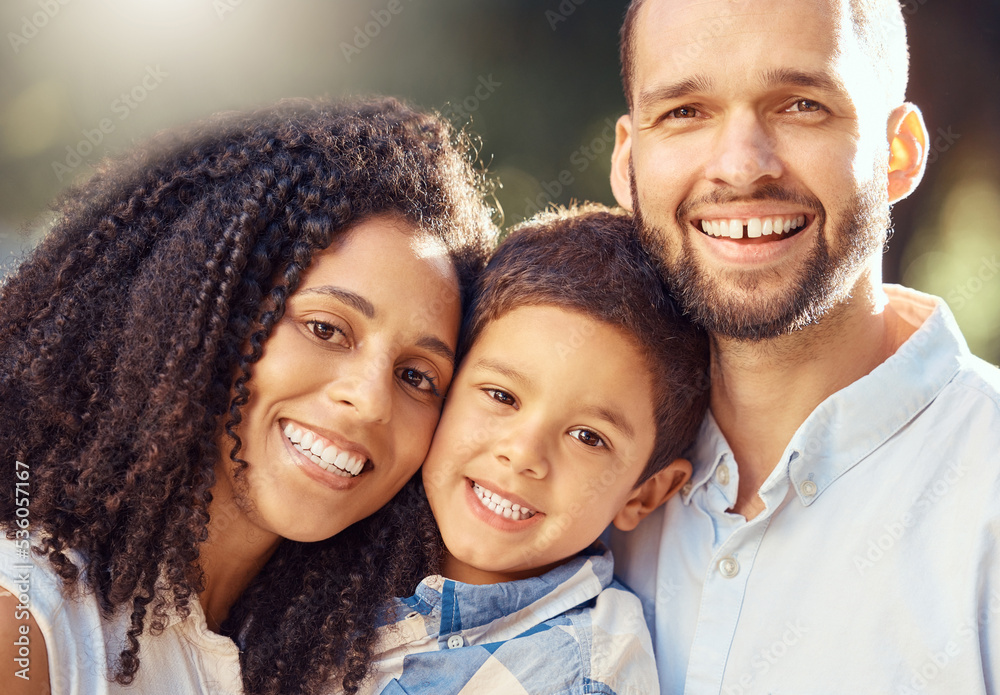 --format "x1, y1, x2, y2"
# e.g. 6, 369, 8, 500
633, 0, 848, 80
